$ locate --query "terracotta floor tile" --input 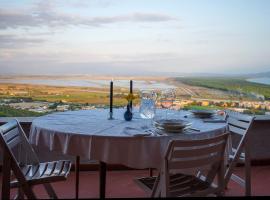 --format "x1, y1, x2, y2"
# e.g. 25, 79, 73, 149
1, 165, 269, 198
